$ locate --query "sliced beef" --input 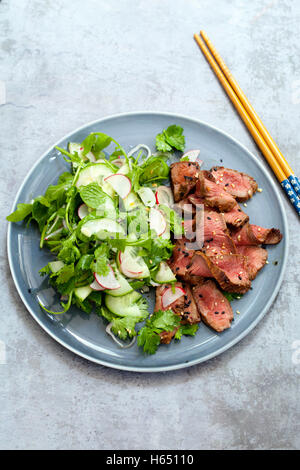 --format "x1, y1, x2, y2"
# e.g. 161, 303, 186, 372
168, 238, 194, 277
195, 170, 236, 212
194, 251, 251, 294
232, 223, 283, 246
170, 161, 200, 202
160, 329, 177, 344
210, 166, 258, 201
183, 218, 195, 240
192, 280, 233, 332
236, 246, 268, 280
223, 202, 249, 228
186, 252, 212, 278
155, 283, 200, 324
193, 209, 236, 259
173, 198, 195, 218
